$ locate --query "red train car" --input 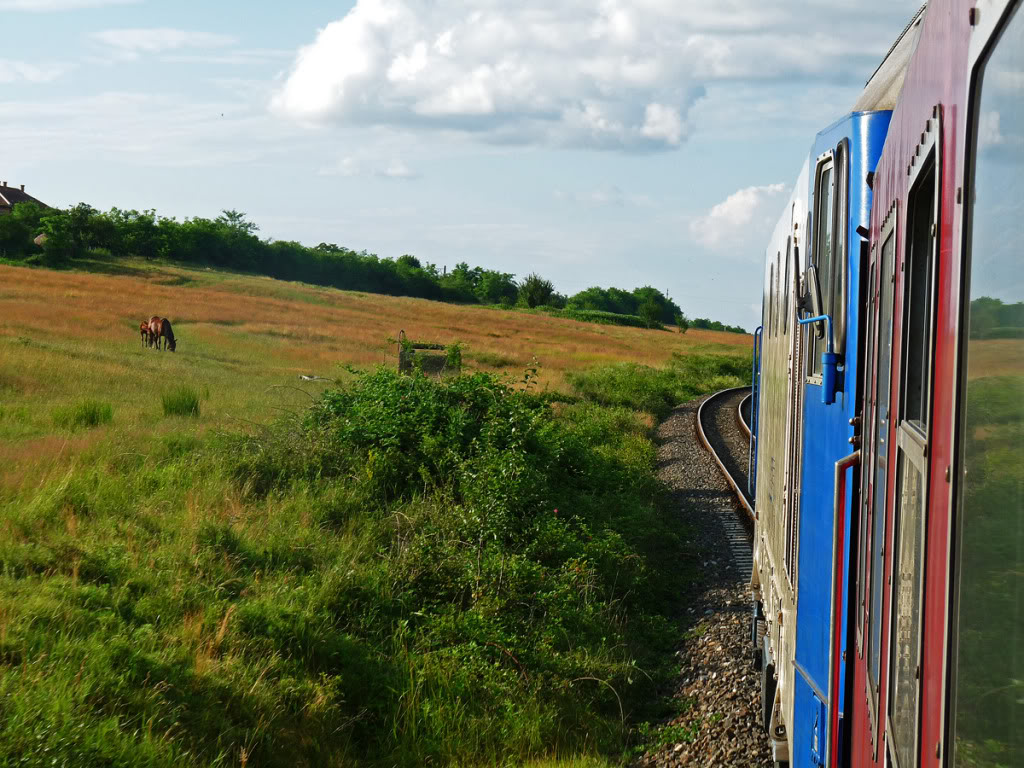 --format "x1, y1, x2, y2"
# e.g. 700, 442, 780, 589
846, 1, 1023, 767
